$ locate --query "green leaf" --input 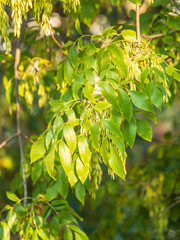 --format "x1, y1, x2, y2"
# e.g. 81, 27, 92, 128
6, 192, 19, 202
59, 141, 72, 178
121, 30, 137, 42
75, 19, 83, 35
102, 119, 123, 139
69, 225, 88, 240
57, 168, 69, 198
117, 89, 132, 122
136, 119, 152, 142
94, 101, 111, 110
141, 68, 149, 82
78, 137, 92, 165
107, 44, 127, 78
83, 85, 95, 103
109, 135, 126, 161
76, 157, 89, 184
75, 181, 85, 205
151, 67, 164, 80
151, 87, 163, 110
123, 118, 137, 148
45, 149, 56, 180
143, 112, 157, 124
46, 183, 59, 201
64, 59, 73, 84
69, 45, 78, 69
37, 229, 49, 240
85, 69, 95, 85
165, 66, 175, 76
49, 100, 64, 108
0, 222, 10, 240
64, 228, 73, 240
91, 122, 99, 151
31, 160, 42, 184
99, 82, 118, 108
30, 138, 46, 163
173, 71, 180, 82
109, 147, 125, 180
63, 125, 77, 154
100, 139, 109, 166
7, 209, 17, 232
129, 91, 155, 113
